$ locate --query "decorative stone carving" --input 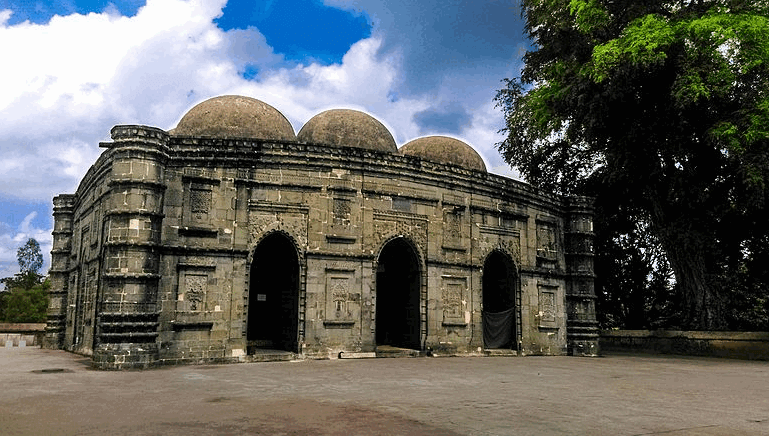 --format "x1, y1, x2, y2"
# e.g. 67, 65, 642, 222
441, 276, 467, 324
324, 270, 358, 327
538, 285, 558, 328
373, 210, 428, 251
478, 225, 521, 266
443, 210, 462, 248
248, 205, 309, 249
333, 198, 351, 226
537, 221, 558, 260
190, 188, 211, 216
183, 274, 207, 311
331, 278, 350, 315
